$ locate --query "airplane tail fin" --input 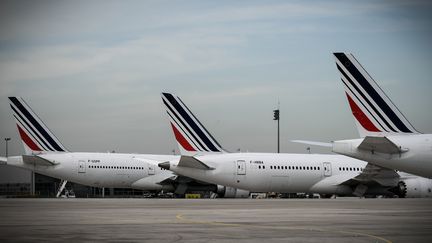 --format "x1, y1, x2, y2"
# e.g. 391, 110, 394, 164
9, 97, 68, 155
333, 52, 419, 137
161, 93, 226, 156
